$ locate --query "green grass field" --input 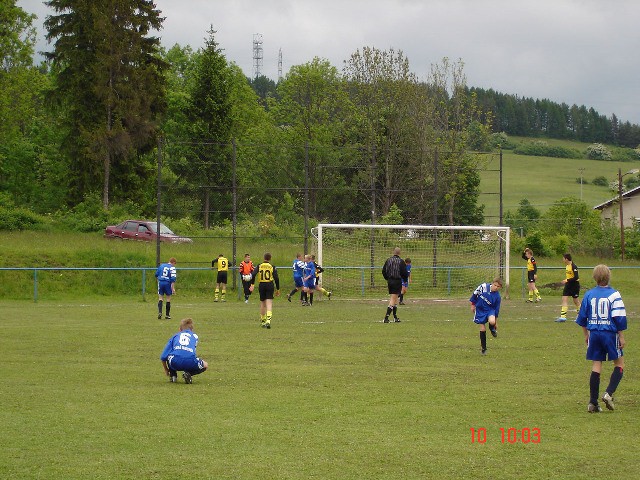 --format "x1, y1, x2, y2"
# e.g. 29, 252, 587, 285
2, 296, 637, 479
479, 142, 640, 224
